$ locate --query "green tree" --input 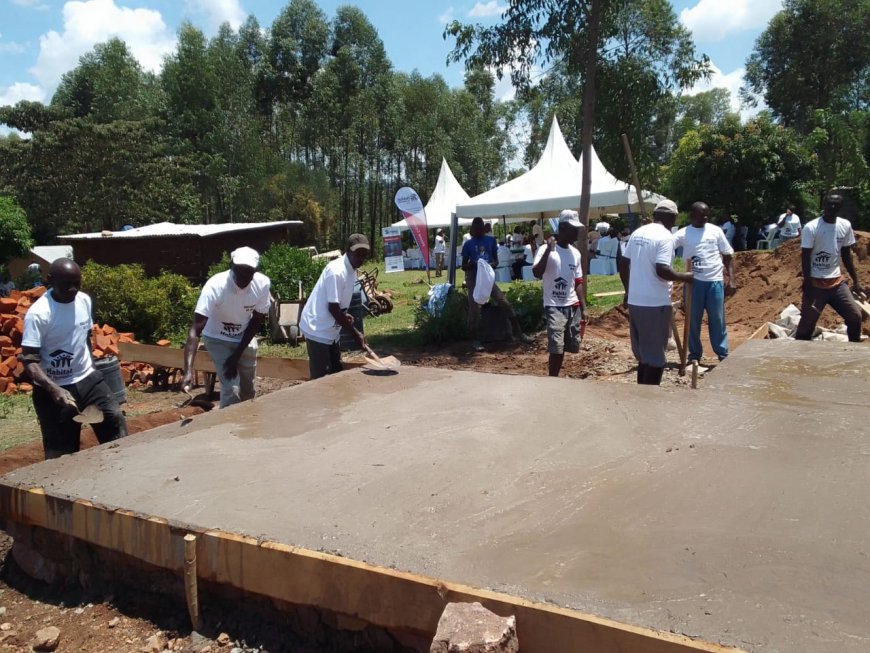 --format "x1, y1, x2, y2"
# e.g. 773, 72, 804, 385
52, 38, 159, 123
0, 196, 32, 262
664, 114, 817, 224
743, 0, 870, 131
